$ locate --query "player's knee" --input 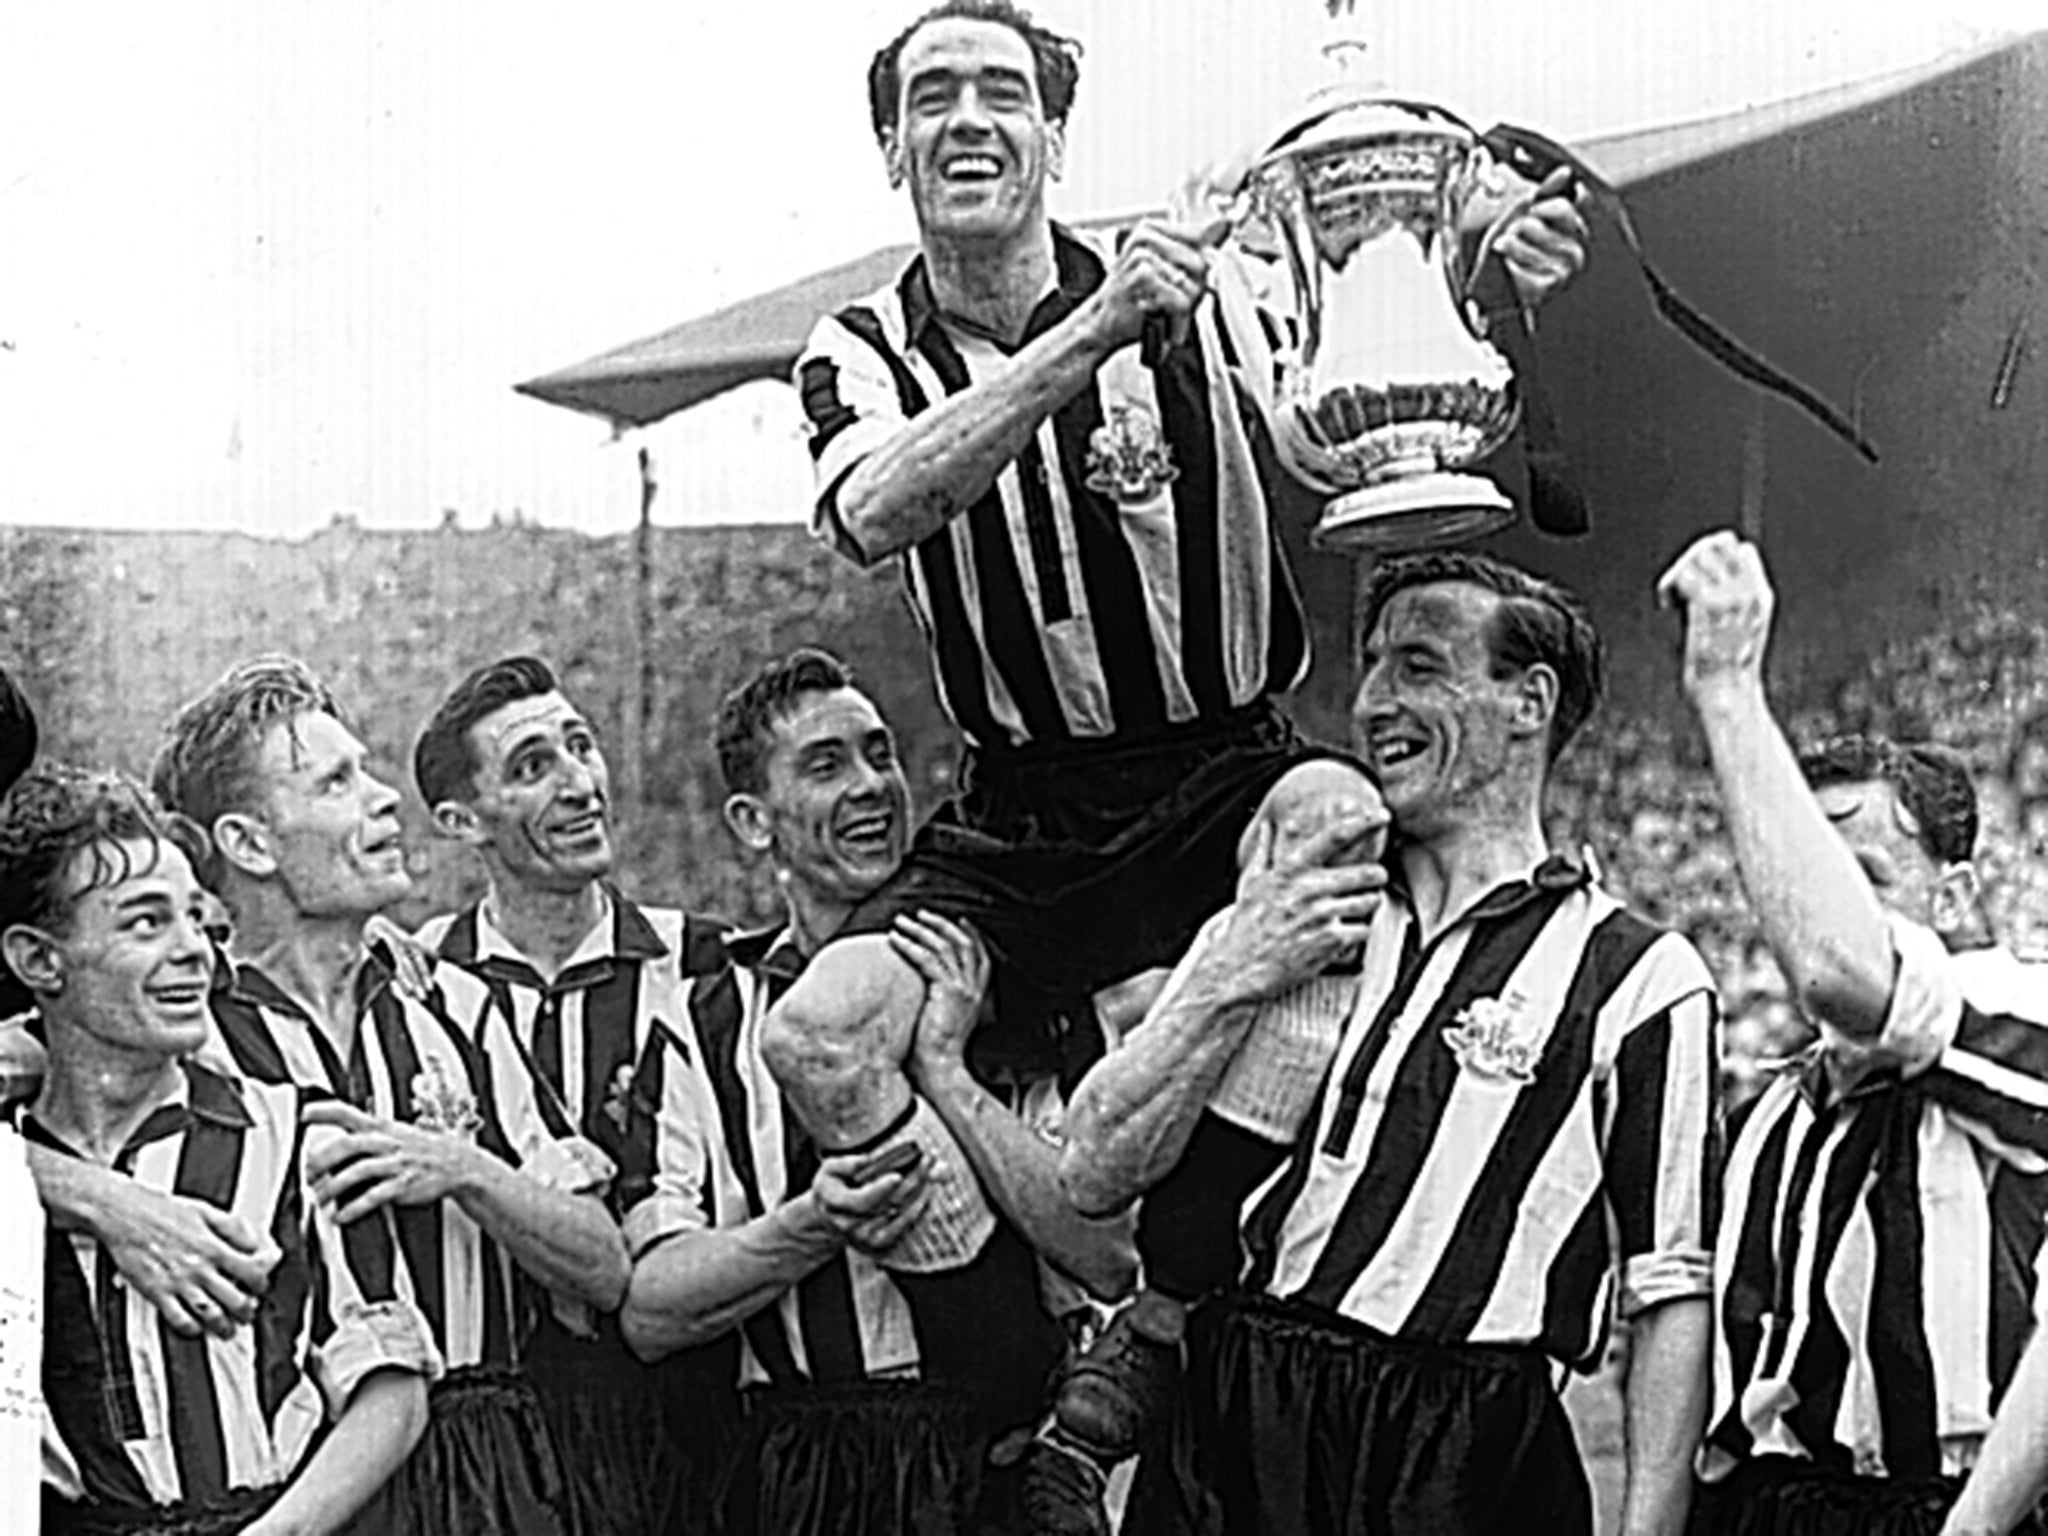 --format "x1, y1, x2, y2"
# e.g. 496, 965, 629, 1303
758, 988, 834, 1087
